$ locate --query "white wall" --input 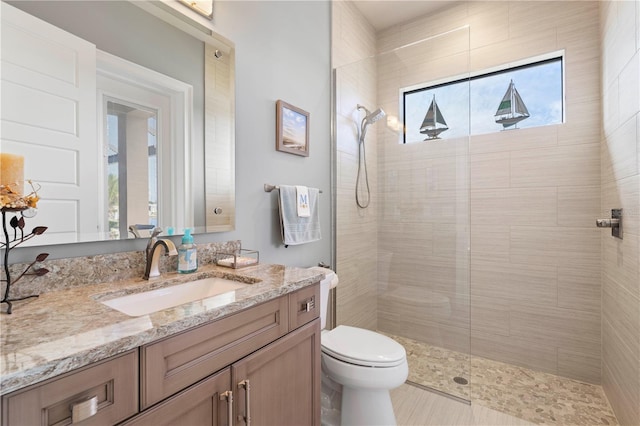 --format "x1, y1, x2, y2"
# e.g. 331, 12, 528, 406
9, 0, 332, 269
